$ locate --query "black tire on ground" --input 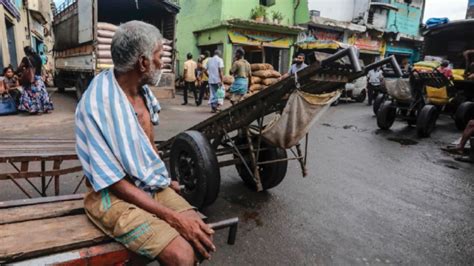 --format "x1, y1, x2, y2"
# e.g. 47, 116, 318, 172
170, 130, 220, 209
454, 101, 474, 130
377, 101, 396, 130
235, 139, 288, 191
355, 89, 367, 103
373, 94, 385, 115
416, 105, 438, 138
